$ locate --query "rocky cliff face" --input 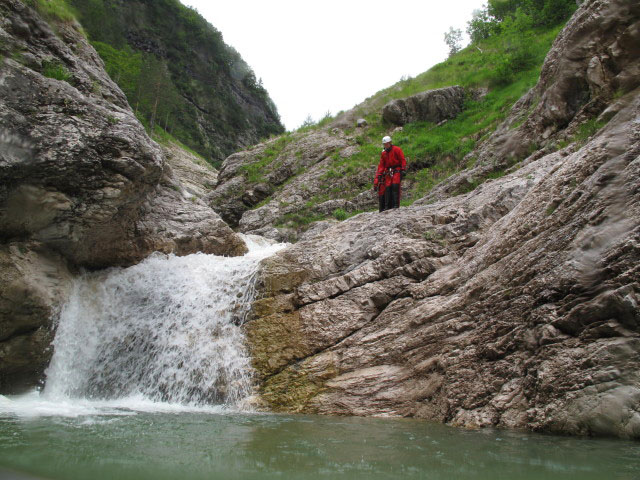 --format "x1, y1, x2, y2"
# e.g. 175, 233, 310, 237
245, 0, 640, 439
0, 0, 246, 392
208, 128, 369, 241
